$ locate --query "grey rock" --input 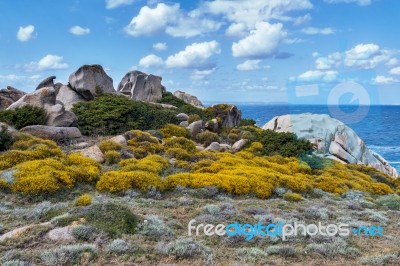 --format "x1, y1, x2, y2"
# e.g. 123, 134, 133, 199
232, 139, 247, 153
56, 85, 86, 111
179, 121, 189, 127
262, 113, 398, 178
205, 118, 219, 132
220, 144, 232, 152
20, 125, 82, 141
69, 64, 115, 100
187, 120, 204, 139
0, 86, 26, 110
7, 87, 77, 127
35, 76, 56, 91
173, 90, 204, 109
176, 113, 189, 121
78, 145, 104, 163
209, 104, 242, 128
205, 142, 221, 152
109, 135, 127, 146
117, 70, 165, 102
